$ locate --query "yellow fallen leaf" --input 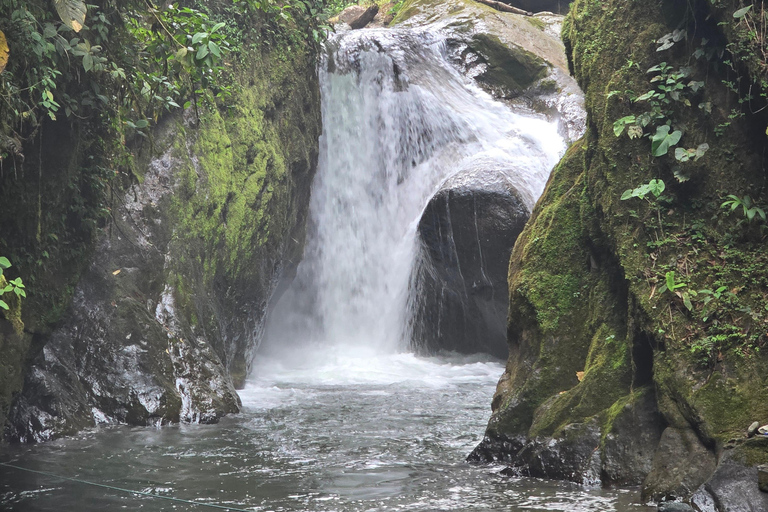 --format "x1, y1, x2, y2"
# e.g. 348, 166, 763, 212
576, 371, 585, 382
0, 30, 9, 75
112, 269, 121, 275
